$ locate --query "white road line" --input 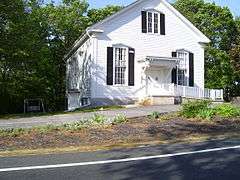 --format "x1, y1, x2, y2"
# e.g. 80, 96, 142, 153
0, 145, 240, 172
